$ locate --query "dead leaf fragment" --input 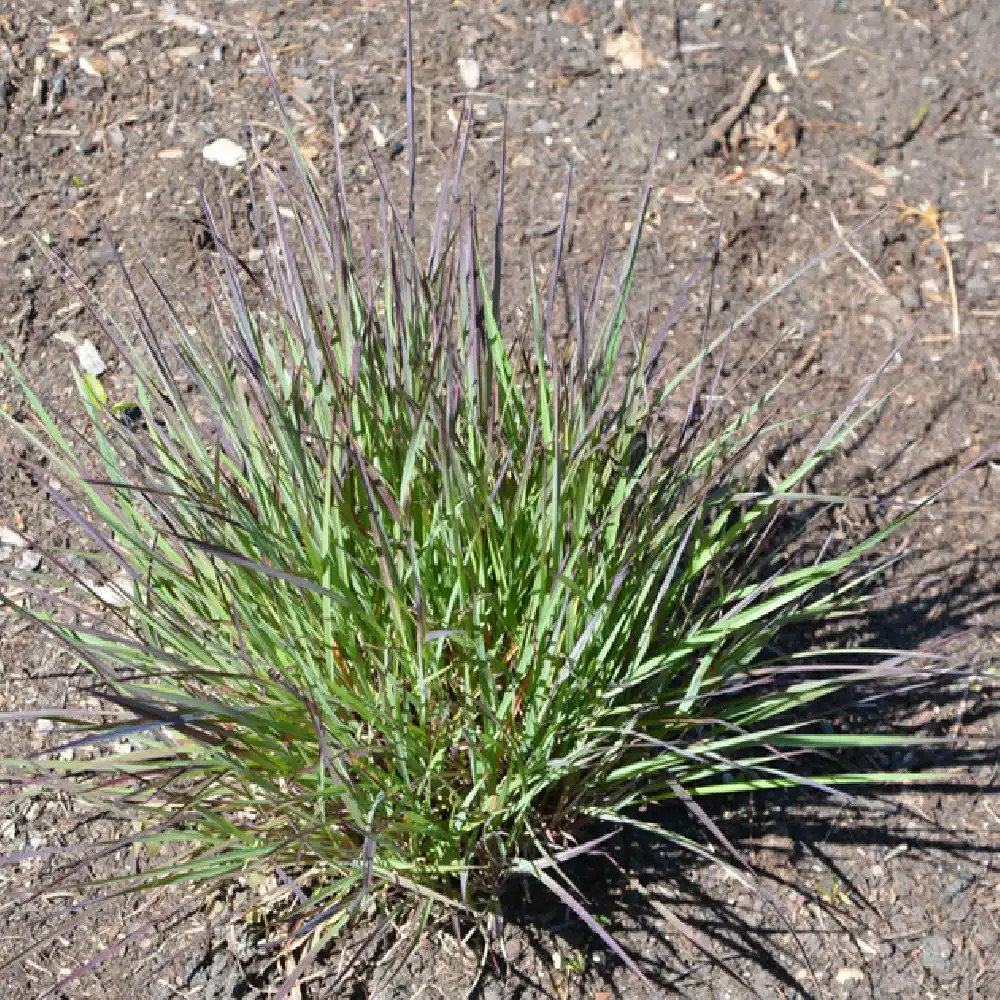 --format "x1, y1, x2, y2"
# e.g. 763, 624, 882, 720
561, 1, 589, 26
102, 27, 142, 50
605, 30, 646, 71
775, 115, 800, 154
47, 31, 75, 55
168, 45, 202, 64
748, 108, 800, 156
158, 5, 210, 35
754, 166, 784, 185
79, 54, 109, 78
